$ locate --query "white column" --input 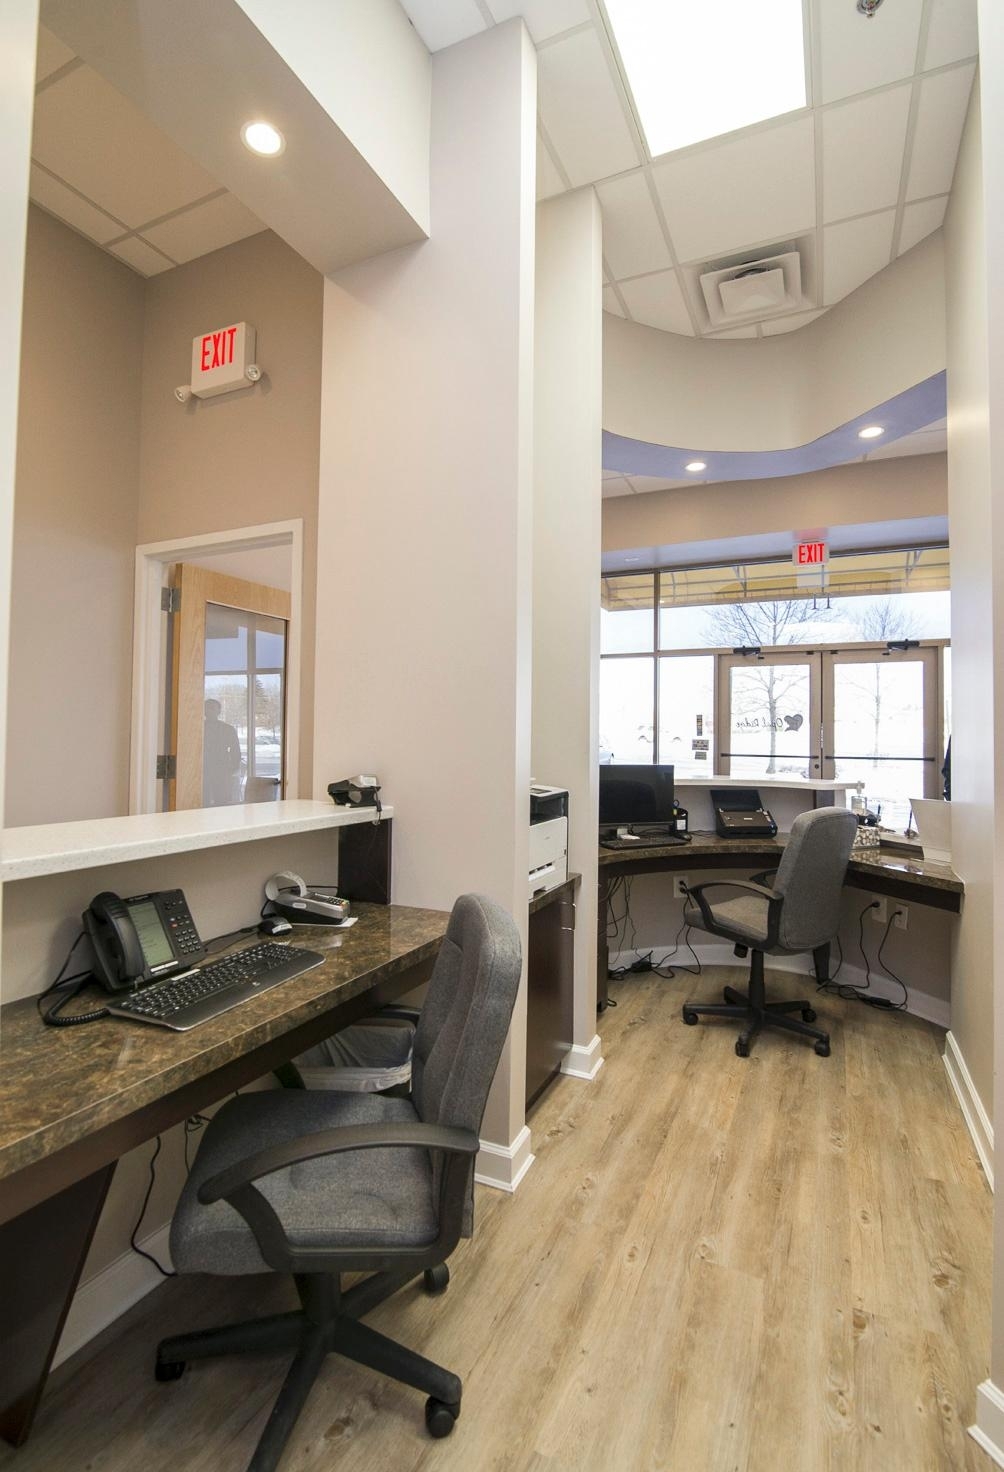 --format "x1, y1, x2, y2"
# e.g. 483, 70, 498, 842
532, 189, 604, 1082
313, 20, 537, 1183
